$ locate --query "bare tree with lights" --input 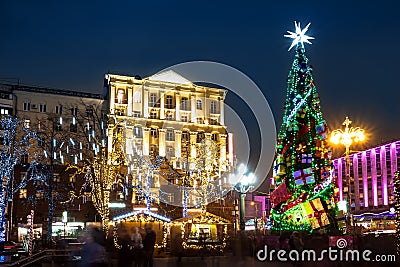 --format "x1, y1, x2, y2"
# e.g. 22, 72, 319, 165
0, 116, 41, 243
